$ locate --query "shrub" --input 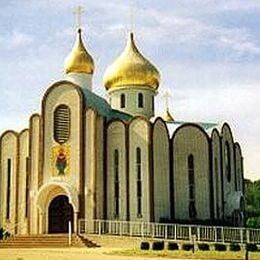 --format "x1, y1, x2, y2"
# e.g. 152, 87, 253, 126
168, 242, 179, 250
140, 241, 150, 250
198, 243, 210, 251
246, 217, 260, 228
246, 243, 258, 252
152, 241, 164, 250
230, 243, 241, 251
214, 243, 226, 251
182, 243, 194, 251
